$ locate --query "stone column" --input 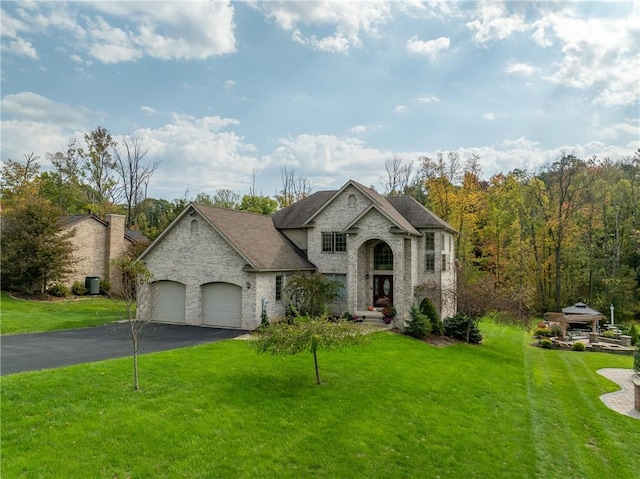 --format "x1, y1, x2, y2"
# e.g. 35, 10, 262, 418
633, 376, 640, 412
